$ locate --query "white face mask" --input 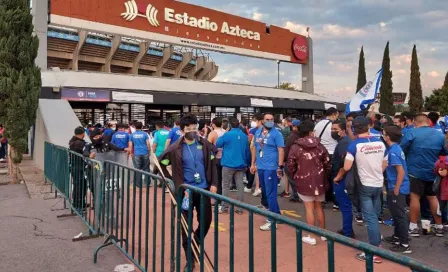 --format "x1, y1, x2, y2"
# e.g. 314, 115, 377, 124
250, 121, 257, 128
